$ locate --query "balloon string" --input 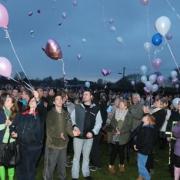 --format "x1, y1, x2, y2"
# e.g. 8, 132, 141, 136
165, 39, 180, 74
166, 0, 180, 20
145, 5, 152, 72
61, 59, 66, 76
9, 77, 33, 92
4, 29, 33, 89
